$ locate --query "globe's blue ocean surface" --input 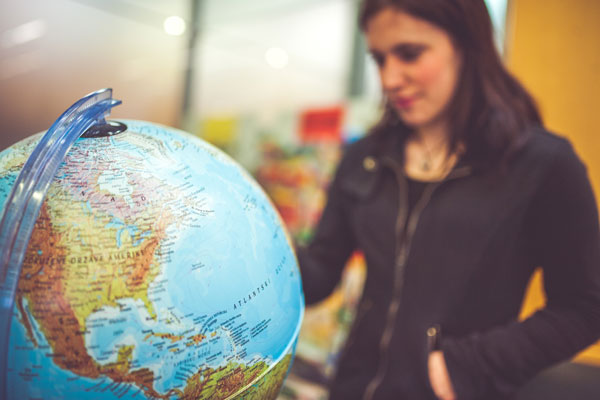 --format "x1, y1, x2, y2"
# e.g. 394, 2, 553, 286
0, 120, 304, 399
